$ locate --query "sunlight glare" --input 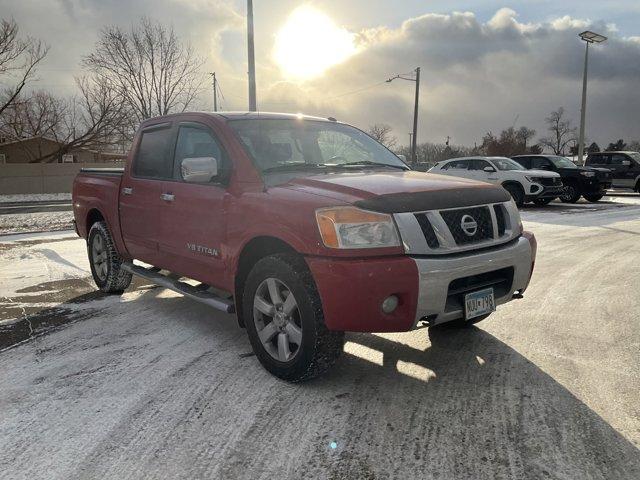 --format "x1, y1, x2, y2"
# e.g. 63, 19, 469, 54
274, 6, 357, 79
